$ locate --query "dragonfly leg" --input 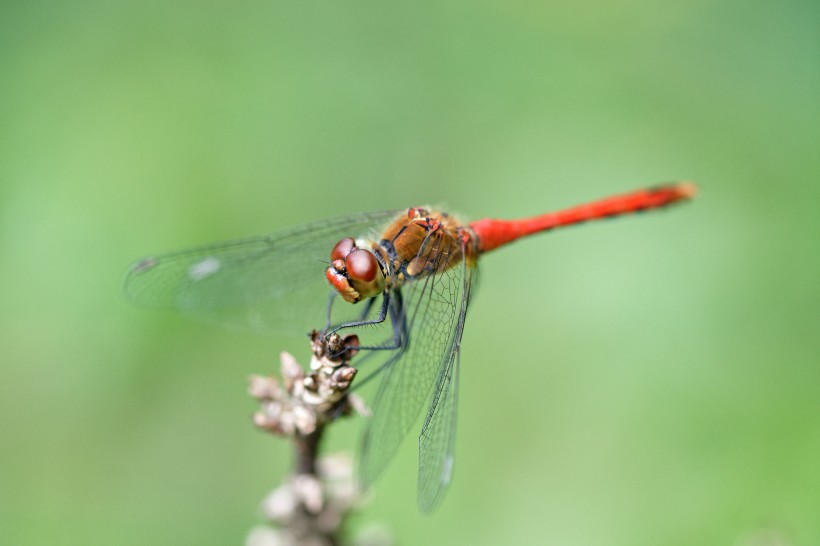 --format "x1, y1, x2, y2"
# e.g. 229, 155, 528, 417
326, 290, 406, 362
356, 296, 378, 322
349, 292, 409, 389
324, 290, 338, 331
325, 293, 396, 360
355, 289, 406, 352
326, 292, 391, 337
326, 289, 377, 329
